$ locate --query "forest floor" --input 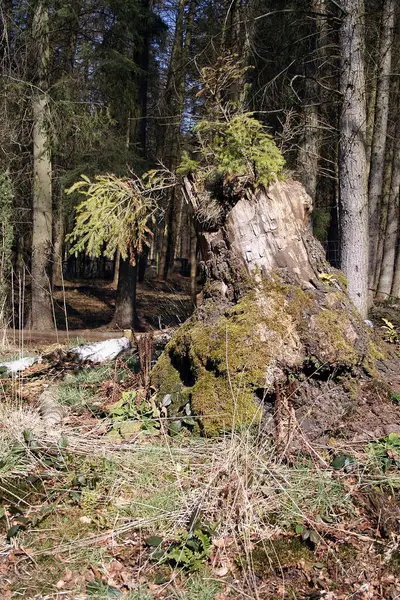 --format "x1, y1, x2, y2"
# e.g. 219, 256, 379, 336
0, 299, 400, 599
52, 272, 195, 332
